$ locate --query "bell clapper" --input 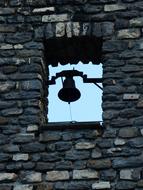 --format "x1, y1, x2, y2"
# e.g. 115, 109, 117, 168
68, 102, 73, 121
